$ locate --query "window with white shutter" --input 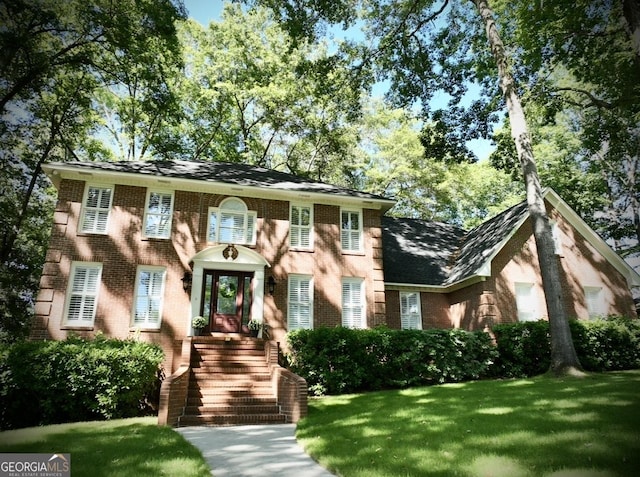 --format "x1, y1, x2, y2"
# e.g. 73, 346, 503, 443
341, 209, 362, 252
342, 278, 365, 328
144, 190, 174, 238
515, 282, 537, 322
65, 262, 102, 326
584, 286, 604, 319
400, 291, 422, 330
288, 275, 313, 330
207, 198, 256, 245
80, 185, 113, 234
290, 204, 313, 249
133, 267, 166, 328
